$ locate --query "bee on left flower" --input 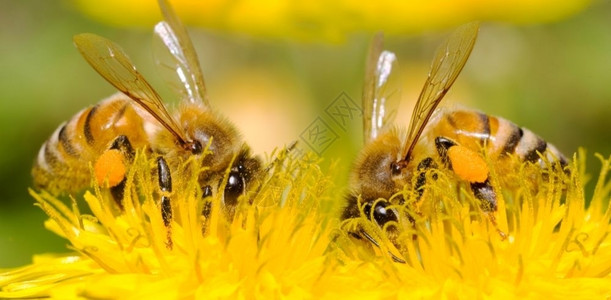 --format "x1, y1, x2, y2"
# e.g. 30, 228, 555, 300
31, 0, 261, 236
